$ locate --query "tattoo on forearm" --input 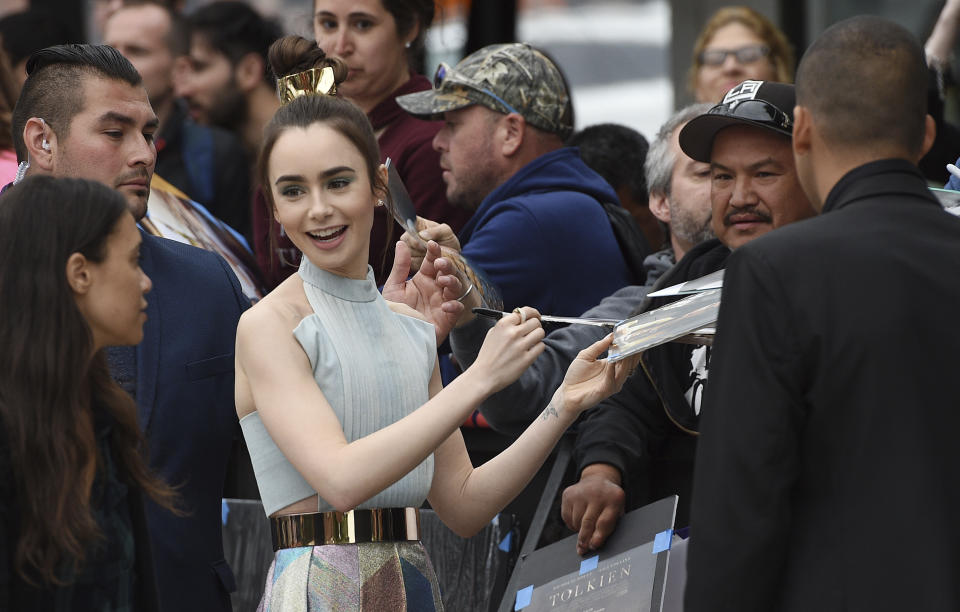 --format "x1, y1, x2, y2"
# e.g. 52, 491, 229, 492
540, 398, 560, 421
